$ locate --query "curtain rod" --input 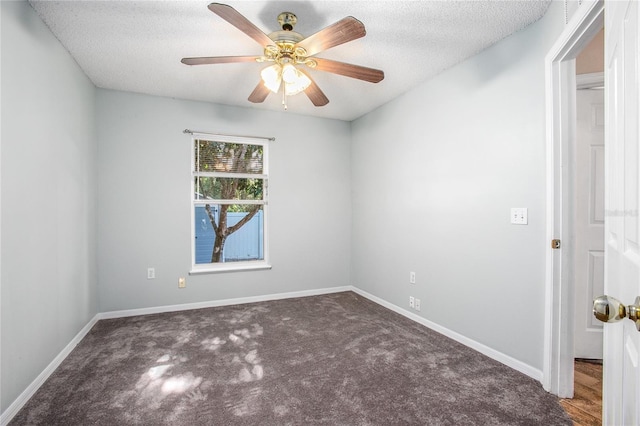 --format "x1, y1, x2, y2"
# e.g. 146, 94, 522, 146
183, 129, 275, 142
